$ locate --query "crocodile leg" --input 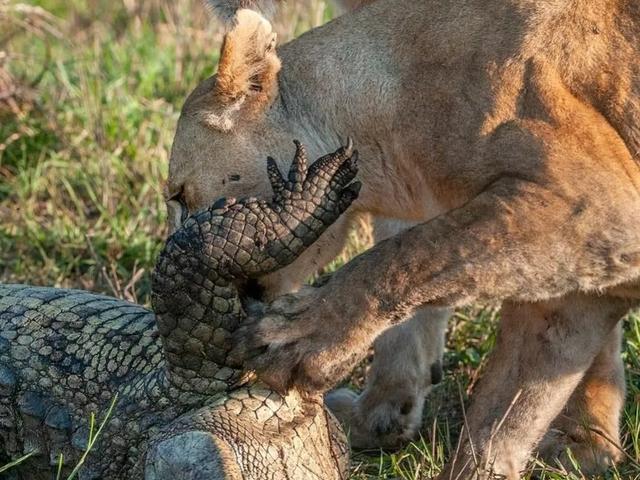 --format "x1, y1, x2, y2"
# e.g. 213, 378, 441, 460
151, 139, 361, 394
